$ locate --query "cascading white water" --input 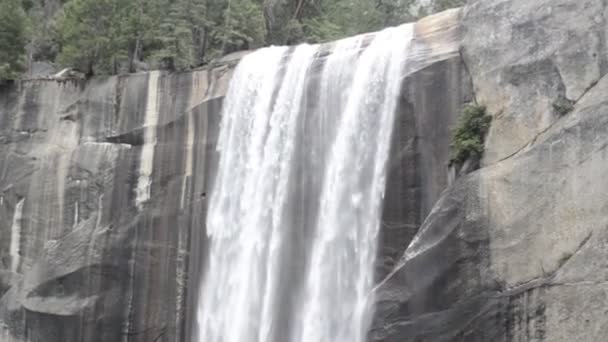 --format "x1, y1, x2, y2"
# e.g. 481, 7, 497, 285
197, 24, 414, 342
